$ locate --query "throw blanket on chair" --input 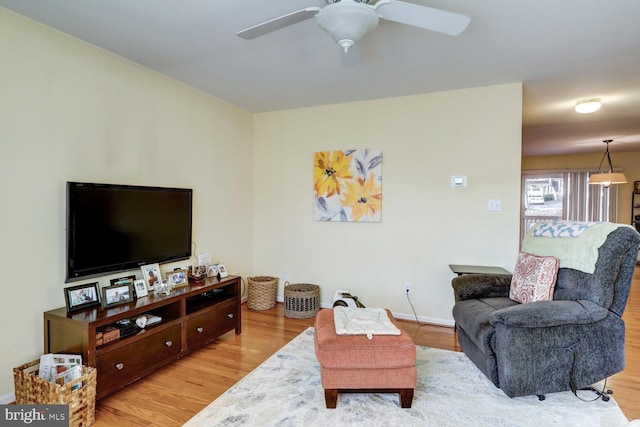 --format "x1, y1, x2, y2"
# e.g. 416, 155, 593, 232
522, 220, 631, 273
333, 307, 400, 340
